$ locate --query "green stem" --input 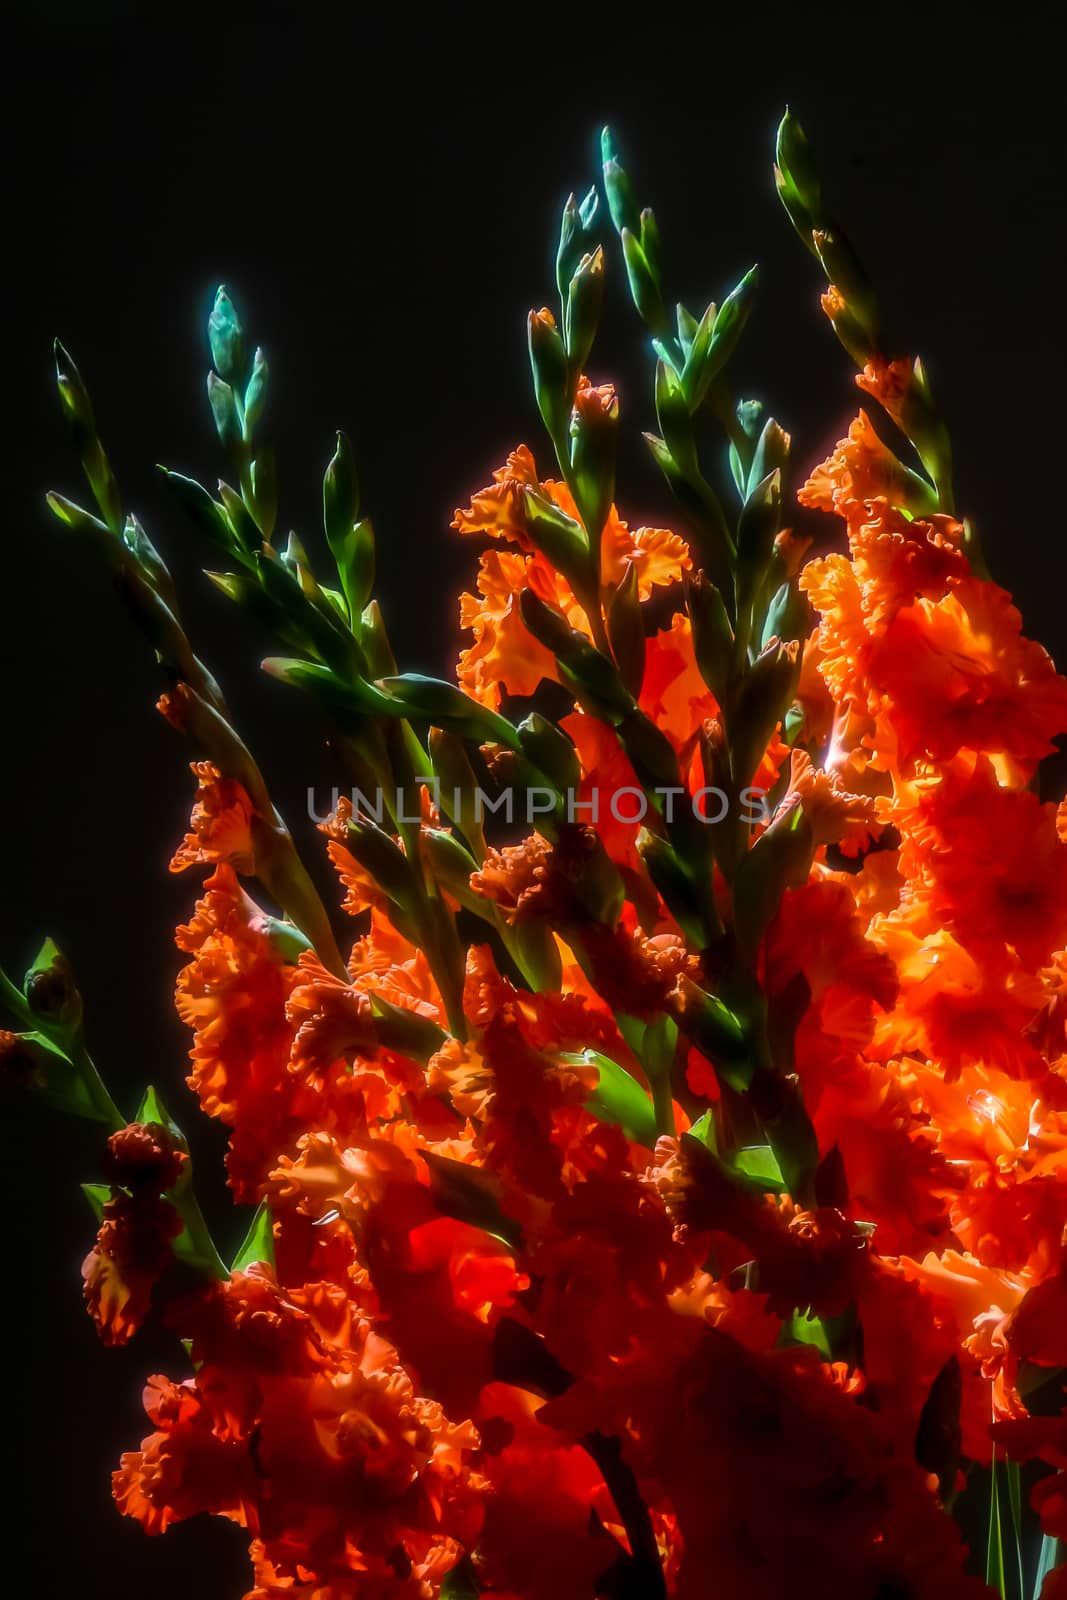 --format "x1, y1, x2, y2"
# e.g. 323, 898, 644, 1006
69, 1041, 125, 1132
